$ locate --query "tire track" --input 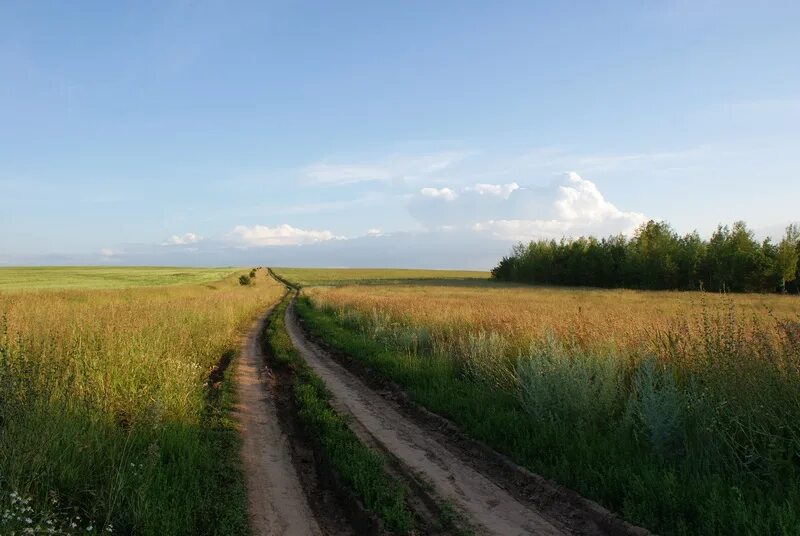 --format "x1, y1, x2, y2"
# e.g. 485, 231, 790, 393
234, 304, 324, 536
285, 298, 566, 536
